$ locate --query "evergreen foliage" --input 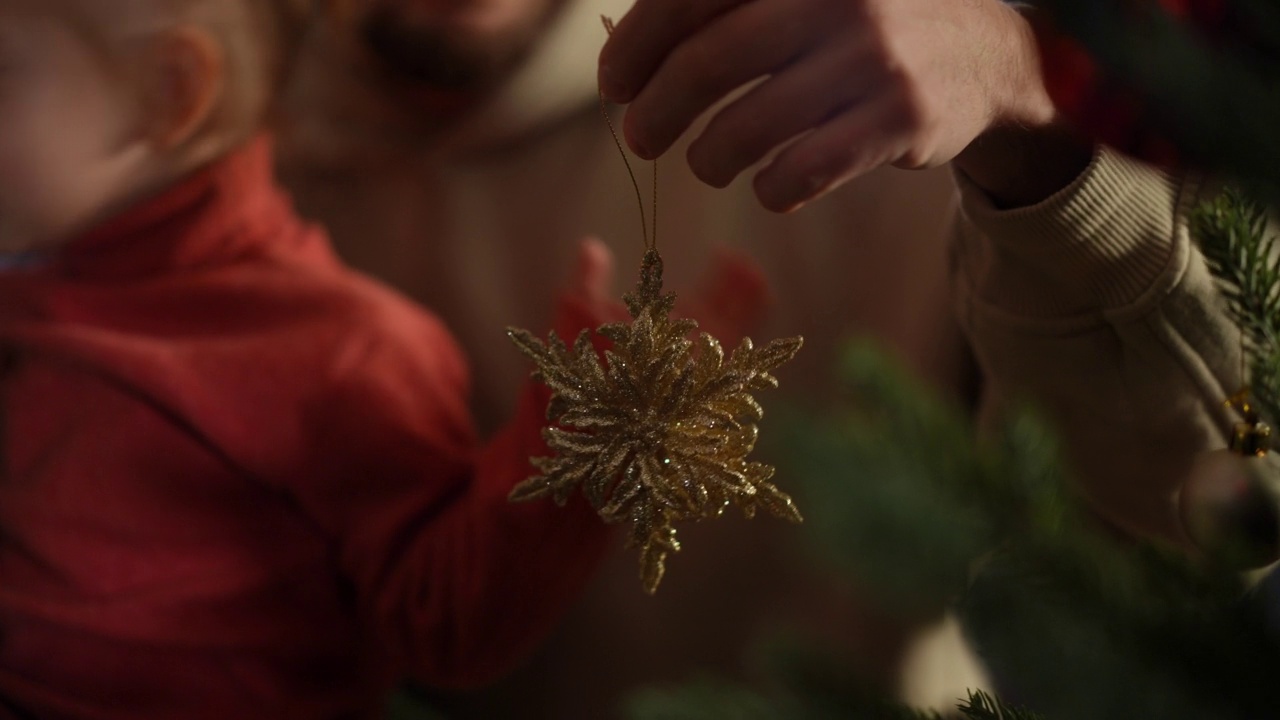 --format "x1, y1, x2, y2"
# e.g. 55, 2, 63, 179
624, 8, 1280, 718
1194, 188, 1280, 423
958, 691, 1041, 720
628, 342, 1280, 720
